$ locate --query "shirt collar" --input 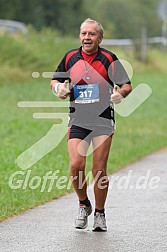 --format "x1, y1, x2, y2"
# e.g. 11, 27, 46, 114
77, 46, 102, 60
